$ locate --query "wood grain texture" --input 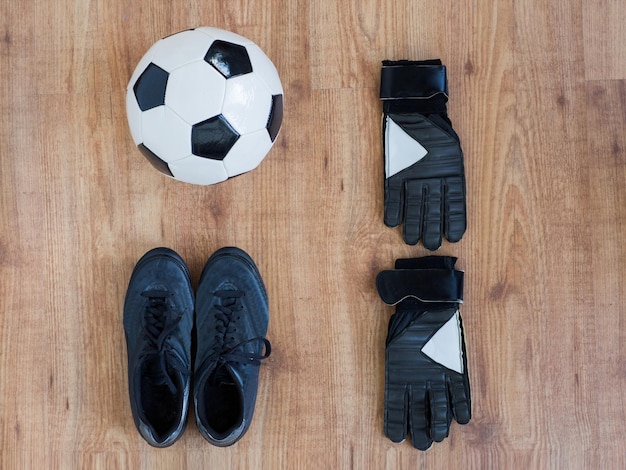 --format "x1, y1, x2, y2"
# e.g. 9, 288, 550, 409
1, 0, 625, 468
583, 0, 626, 80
